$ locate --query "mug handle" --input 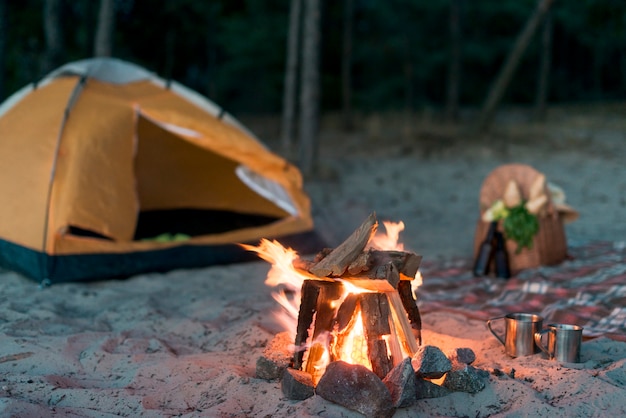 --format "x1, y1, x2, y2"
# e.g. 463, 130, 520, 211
486, 316, 506, 347
534, 329, 553, 359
